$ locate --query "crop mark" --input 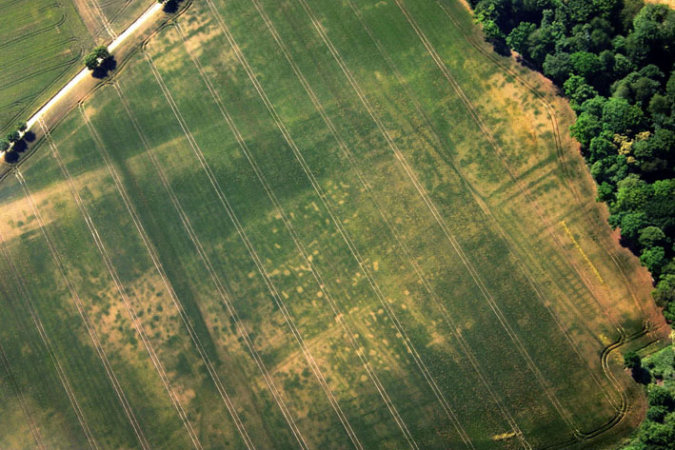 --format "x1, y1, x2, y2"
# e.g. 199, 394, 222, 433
560, 221, 604, 285
236, 0, 528, 445
139, 47, 311, 447
2, 173, 99, 450
141, 44, 362, 449
79, 104, 203, 450
175, 17, 419, 448
38, 118, 150, 449
345, 0, 620, 417
431, 0, 634, 331
113, 80, 257, 450
433, 0, 651, 327
204, 0, 473, 446
289, 0, 584, 436
149, 27, 313, 447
